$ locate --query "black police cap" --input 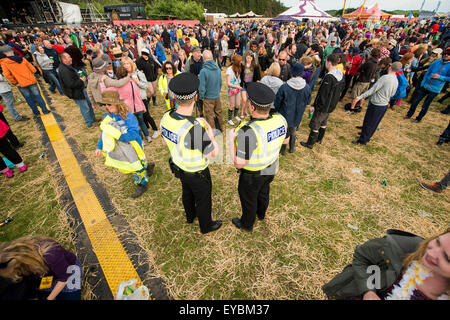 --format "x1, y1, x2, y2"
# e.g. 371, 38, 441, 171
168, 73, 200, 100
246, 82, 275, 108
